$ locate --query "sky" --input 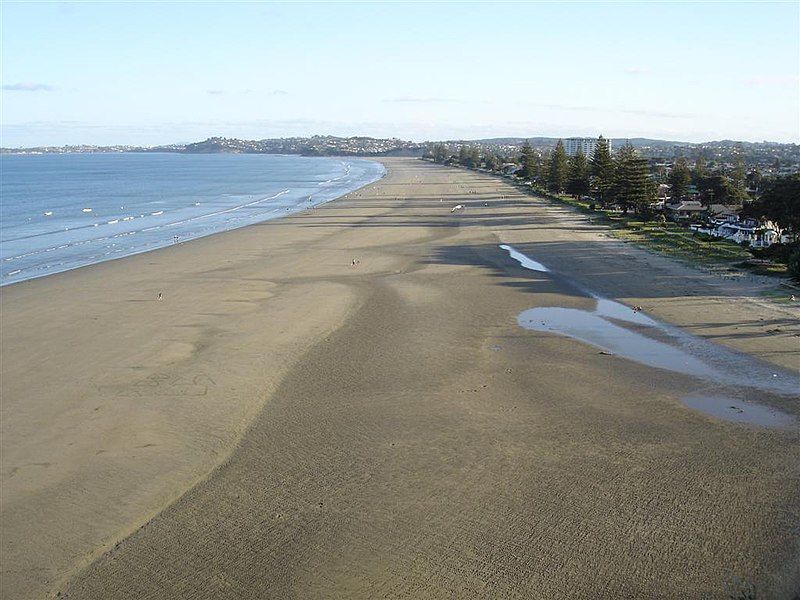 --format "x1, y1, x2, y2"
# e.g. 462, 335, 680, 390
1, 1, 798, 146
